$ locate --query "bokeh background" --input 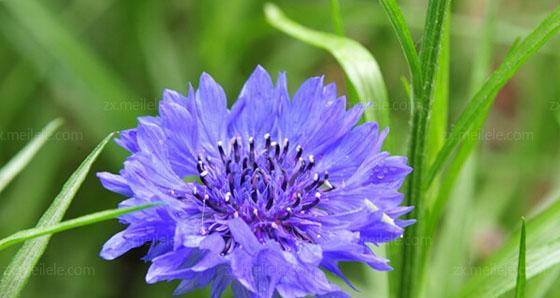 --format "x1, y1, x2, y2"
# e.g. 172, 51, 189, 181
0, 0, 558, 297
